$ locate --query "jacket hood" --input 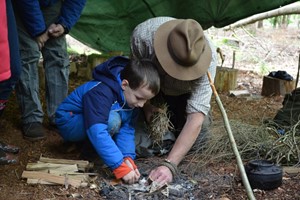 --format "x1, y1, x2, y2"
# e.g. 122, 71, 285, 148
92, 56, 129, 98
